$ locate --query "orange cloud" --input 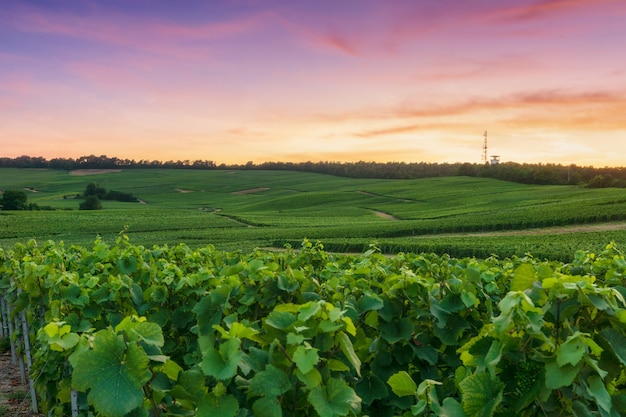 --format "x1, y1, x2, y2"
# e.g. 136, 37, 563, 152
349, 89, 626, 138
